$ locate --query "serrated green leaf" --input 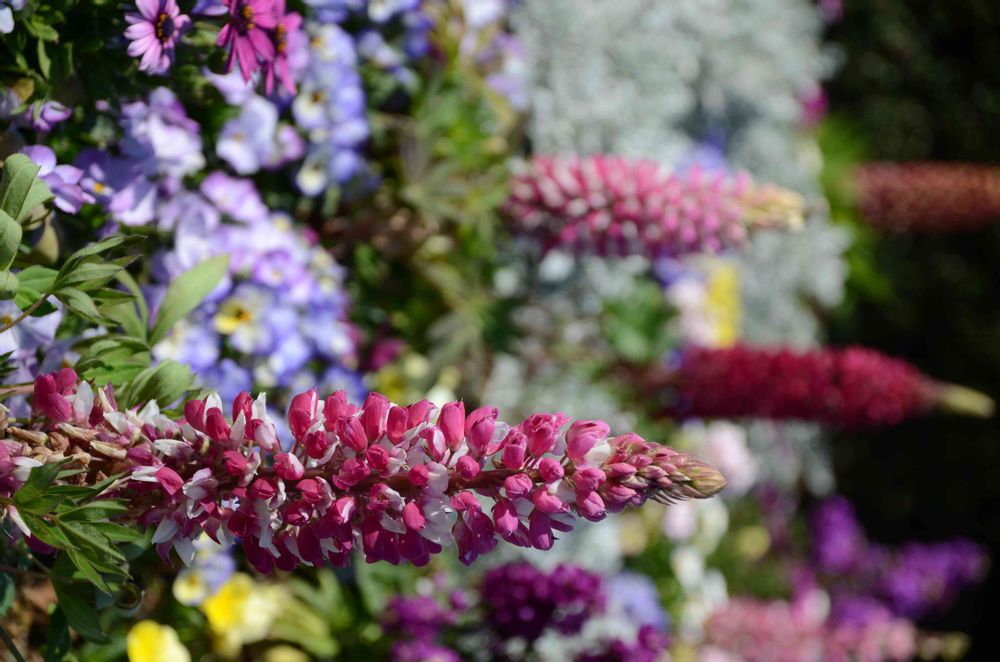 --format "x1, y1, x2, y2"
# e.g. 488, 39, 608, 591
148, 254, 230, 345
0, 209, 21, 270
1, 154, 54, 224
59, 235, 138, 275
120, 359, 193, 408
55, 261, 128, 289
